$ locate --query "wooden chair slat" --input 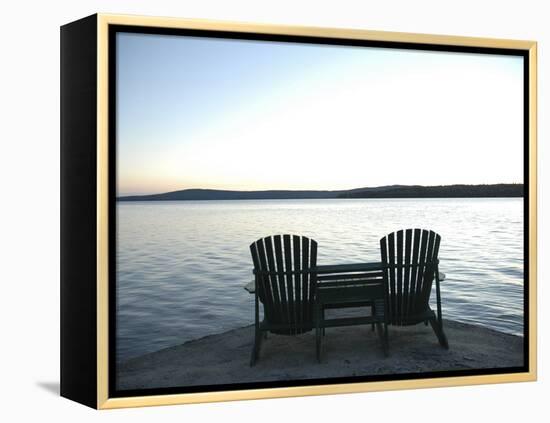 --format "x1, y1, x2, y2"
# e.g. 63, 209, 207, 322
396, 230, 403, 325
293, 235, 302, 333
387, 232, 396, 325
380, 237, 389, 321
310, 239, 318, 312
301, 237, 310, 331
415, 229, 429, 314
409, 228, 421, 315
283, 234, 294, 333
254, 239, 273, 320
403, 228, 412, 320
422, 230, 436, 306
